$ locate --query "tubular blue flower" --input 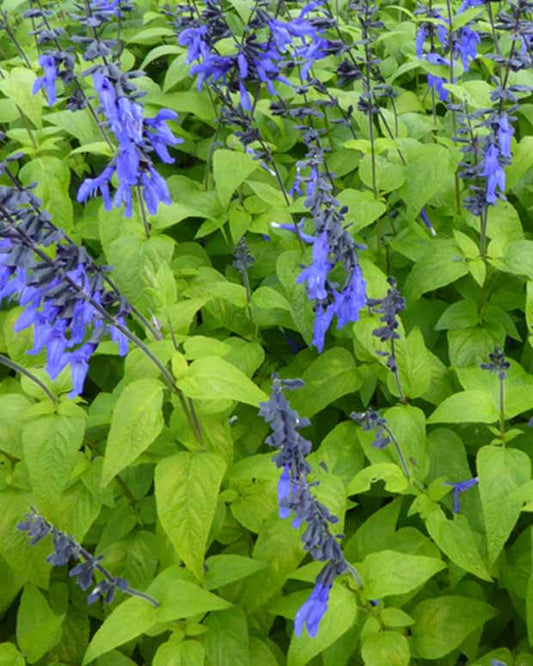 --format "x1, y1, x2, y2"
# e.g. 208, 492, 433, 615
424, 53, 451, 102
294, 581, 331, 637
312, 302, 335, 353
68, 342, 97, 398
419, 208, 436, 236
76, 165, 115, 210
277, 465, 292, 519
445, 477, 479, 514
482, 143, 506, 204
296, 232, 330, 301
415, 25, 427, 59
179, 25, 209, 64
144, 110, 181, 164
46, 320, 69, 380
141, 167, 172, 215
271, 221, 315, 244
93, 71, 119, 128
332, 264, 366, 329
496, 113, 513, 159
32, 54, 59, 105
457, 25, 481, 71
